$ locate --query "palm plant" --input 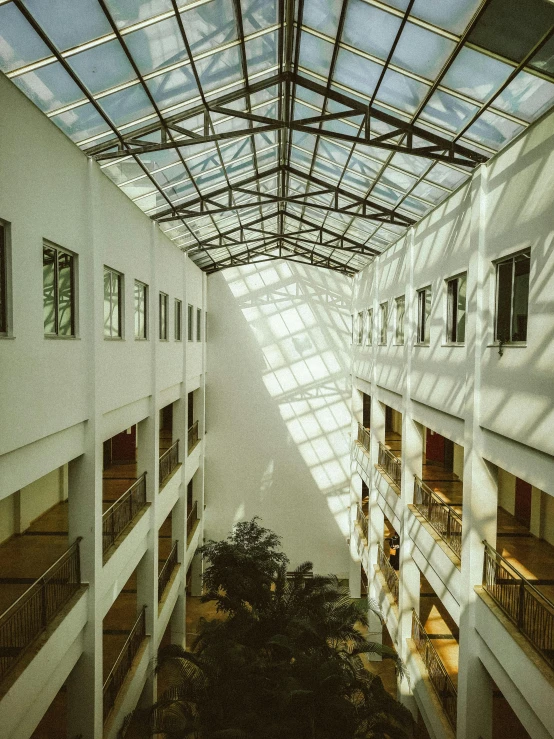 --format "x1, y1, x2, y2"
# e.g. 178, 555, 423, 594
136, 519, 412, 739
